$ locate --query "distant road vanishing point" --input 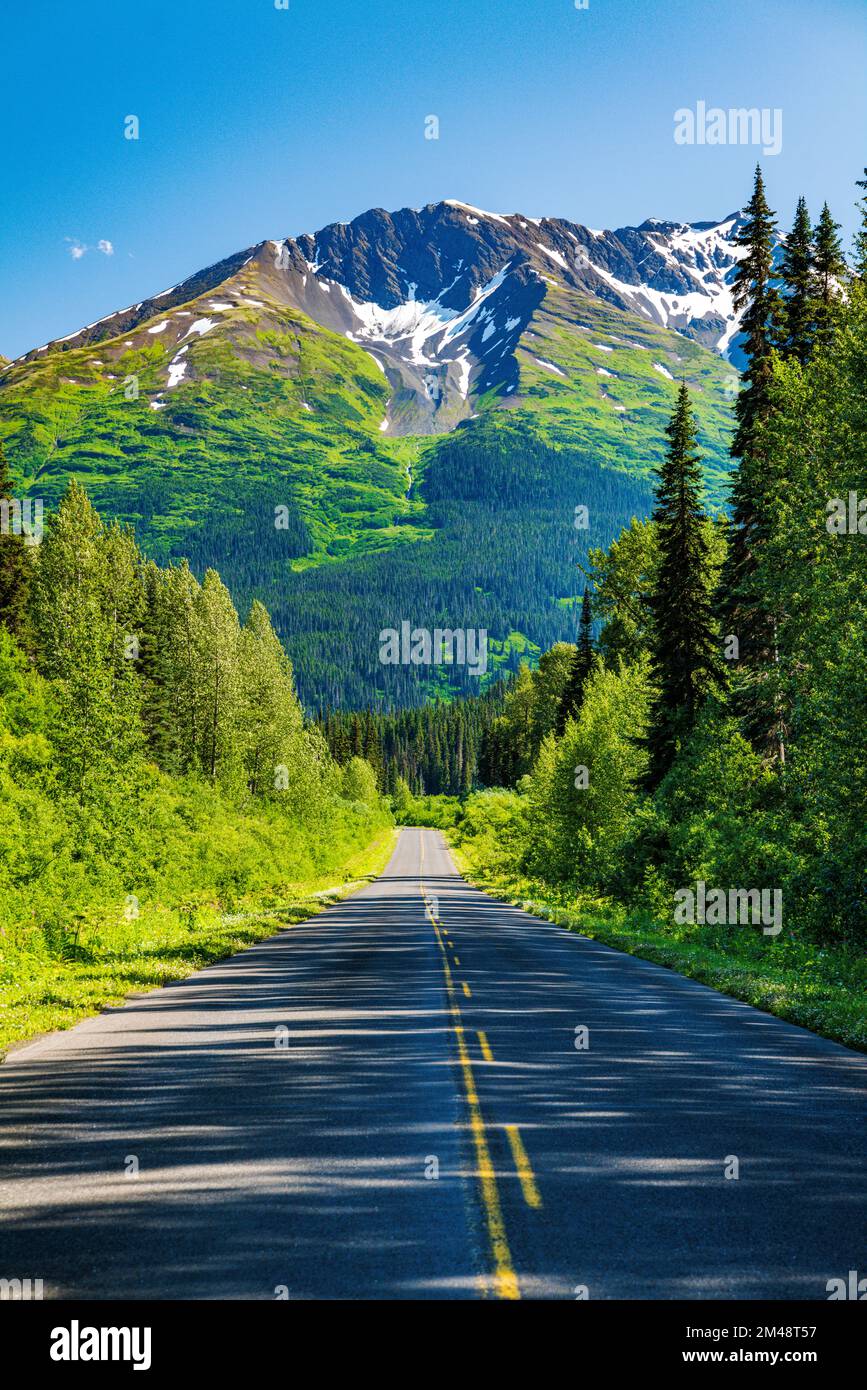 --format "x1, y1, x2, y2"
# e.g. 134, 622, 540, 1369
1, 828, 864, 1300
